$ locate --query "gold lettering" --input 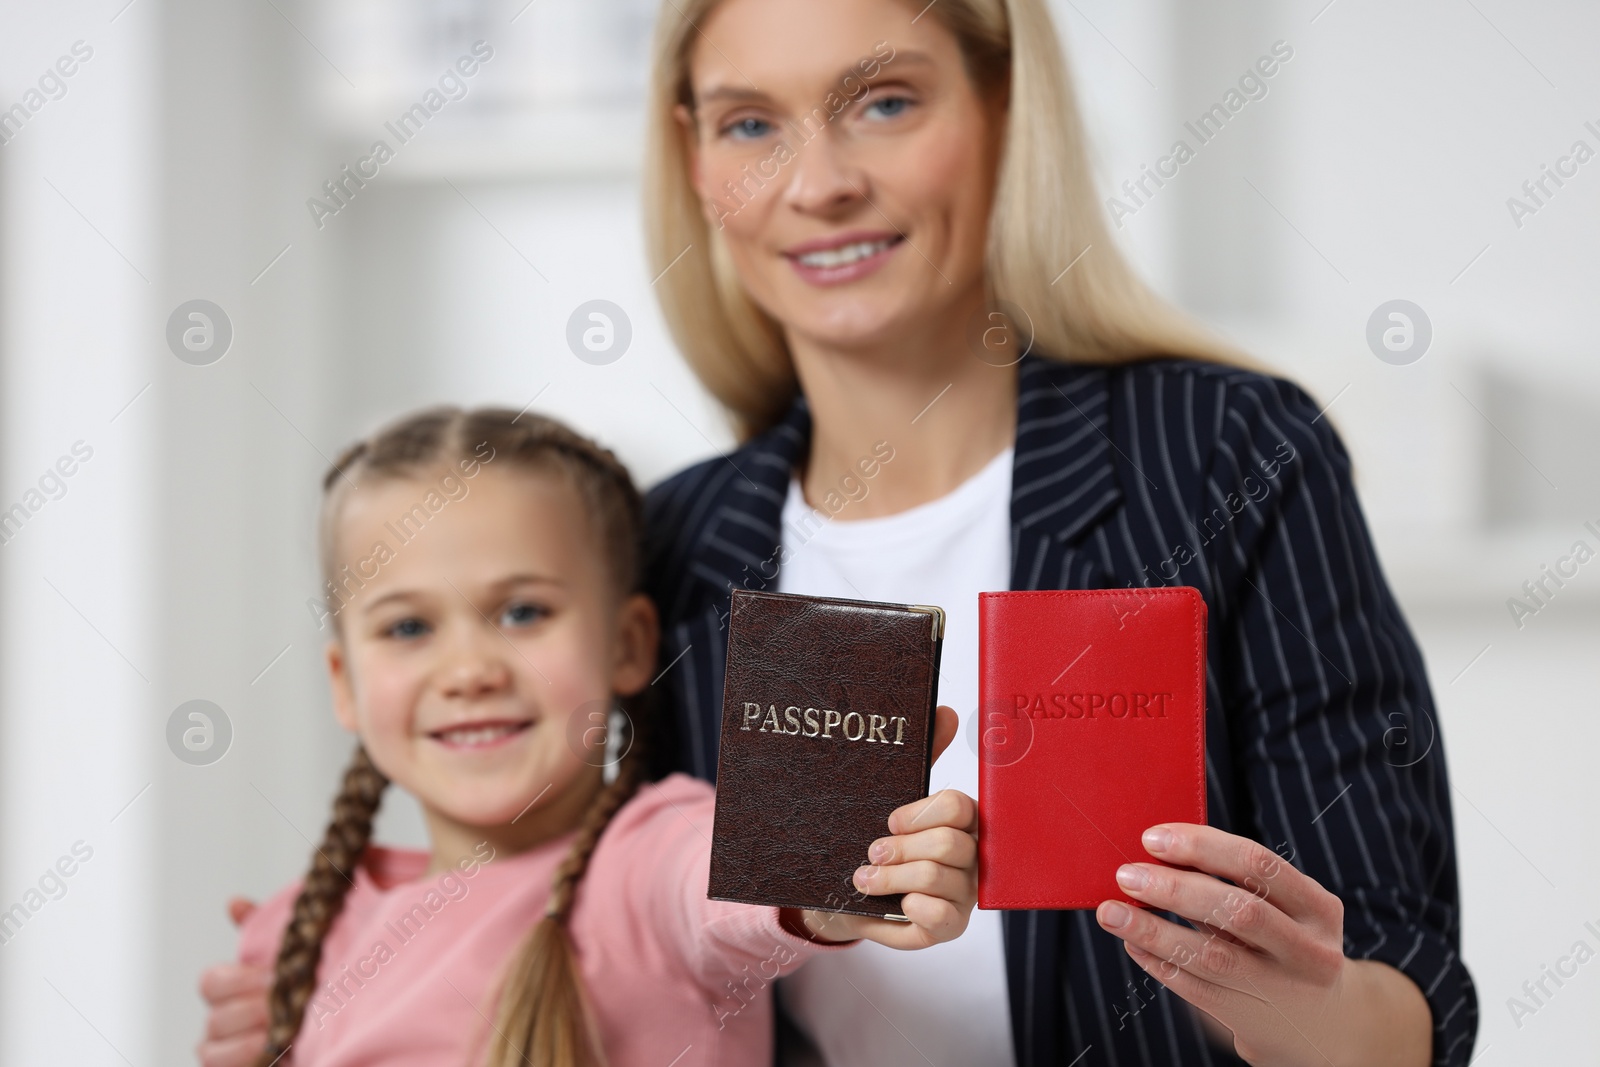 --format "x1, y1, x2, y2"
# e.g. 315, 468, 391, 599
731, 697, 918, 746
